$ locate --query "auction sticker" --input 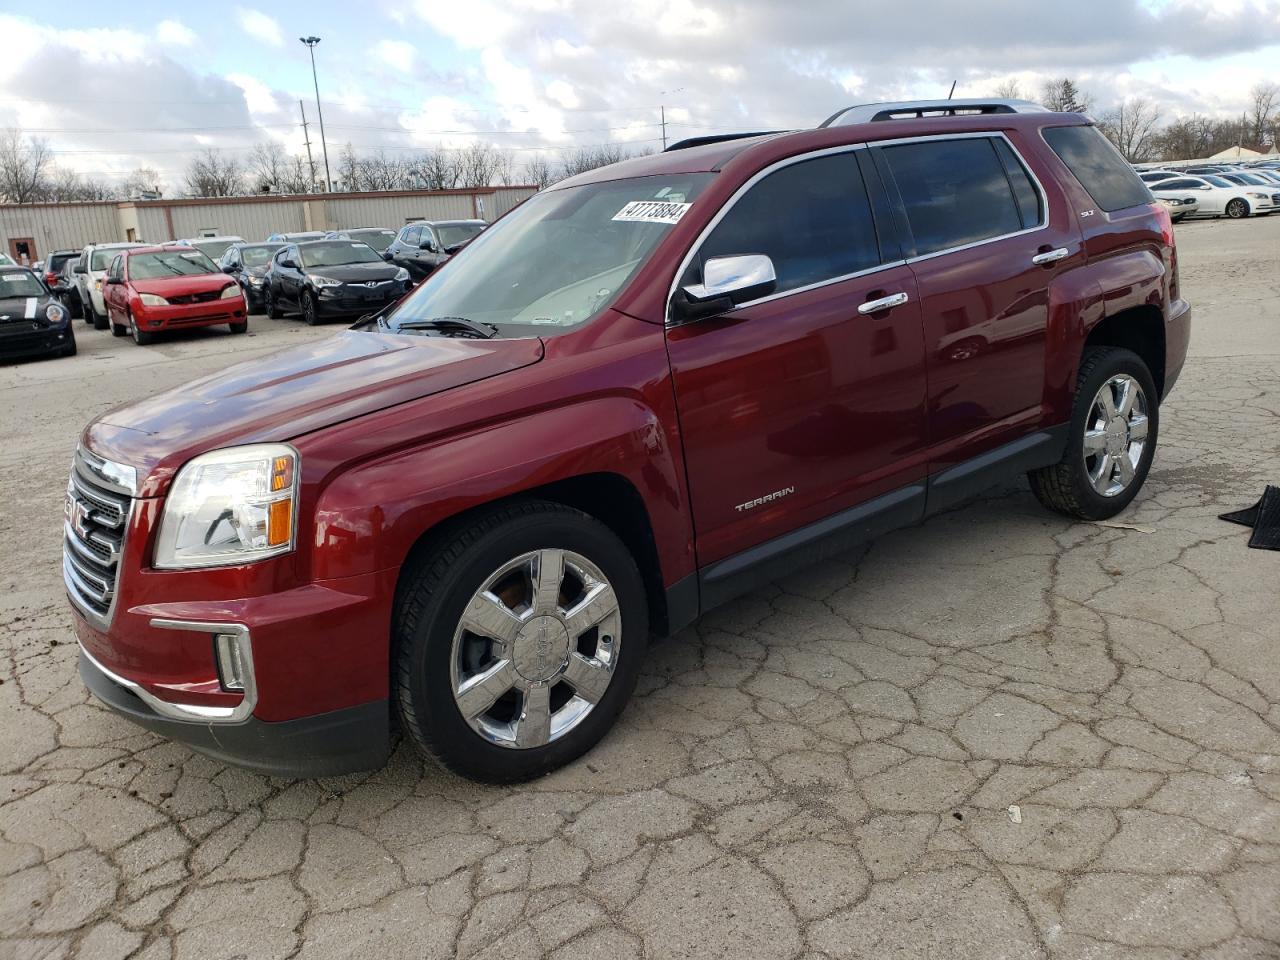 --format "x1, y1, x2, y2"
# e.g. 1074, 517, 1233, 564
612, 200, 692, 224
